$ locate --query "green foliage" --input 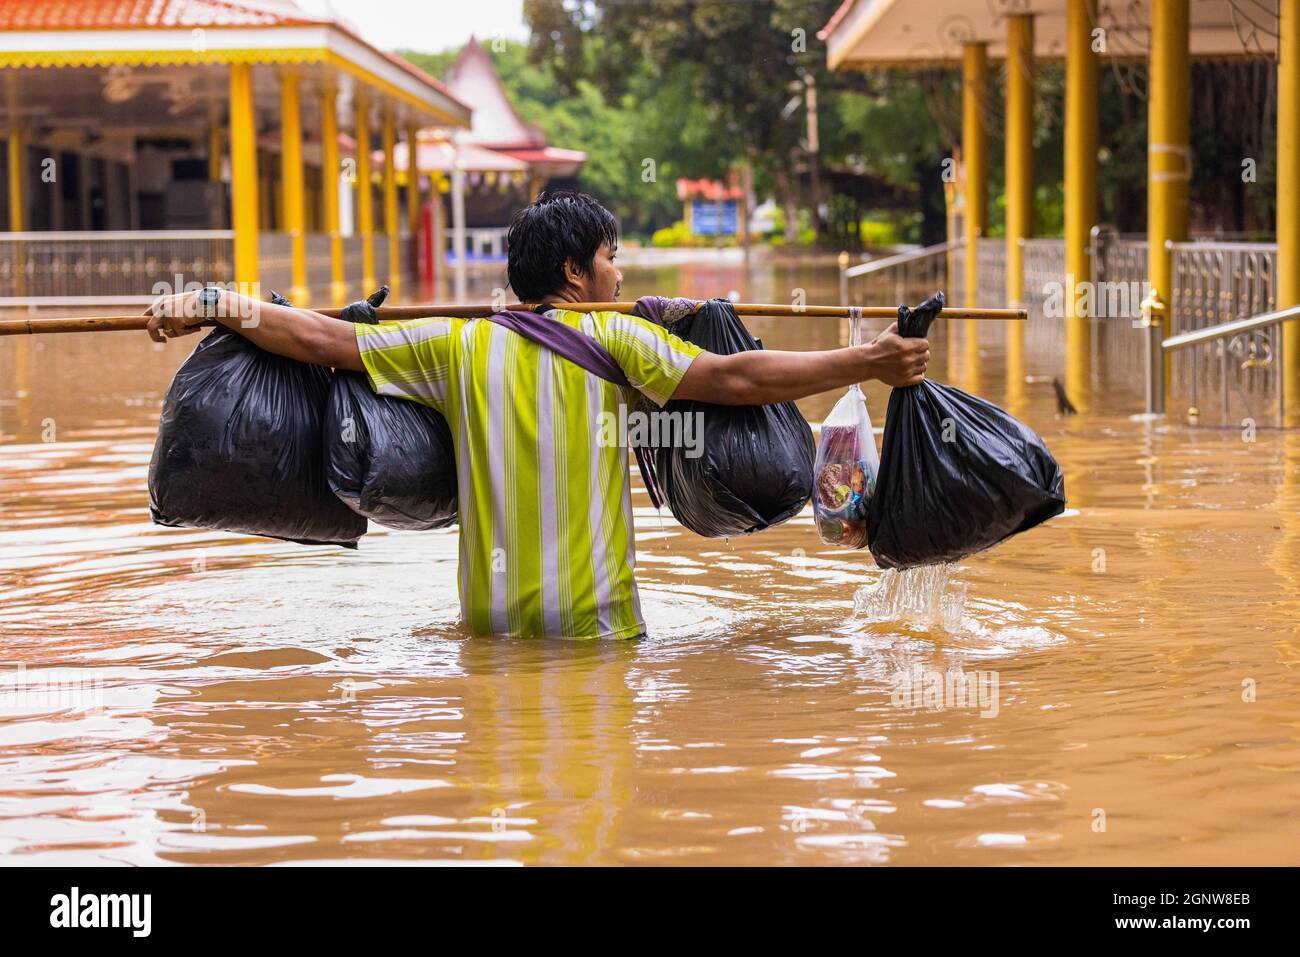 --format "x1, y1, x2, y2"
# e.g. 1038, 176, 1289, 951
651, 220, 739, 247
400, 16, 1278, 250
857, 219, 898, 247
651, 221, 695, 247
